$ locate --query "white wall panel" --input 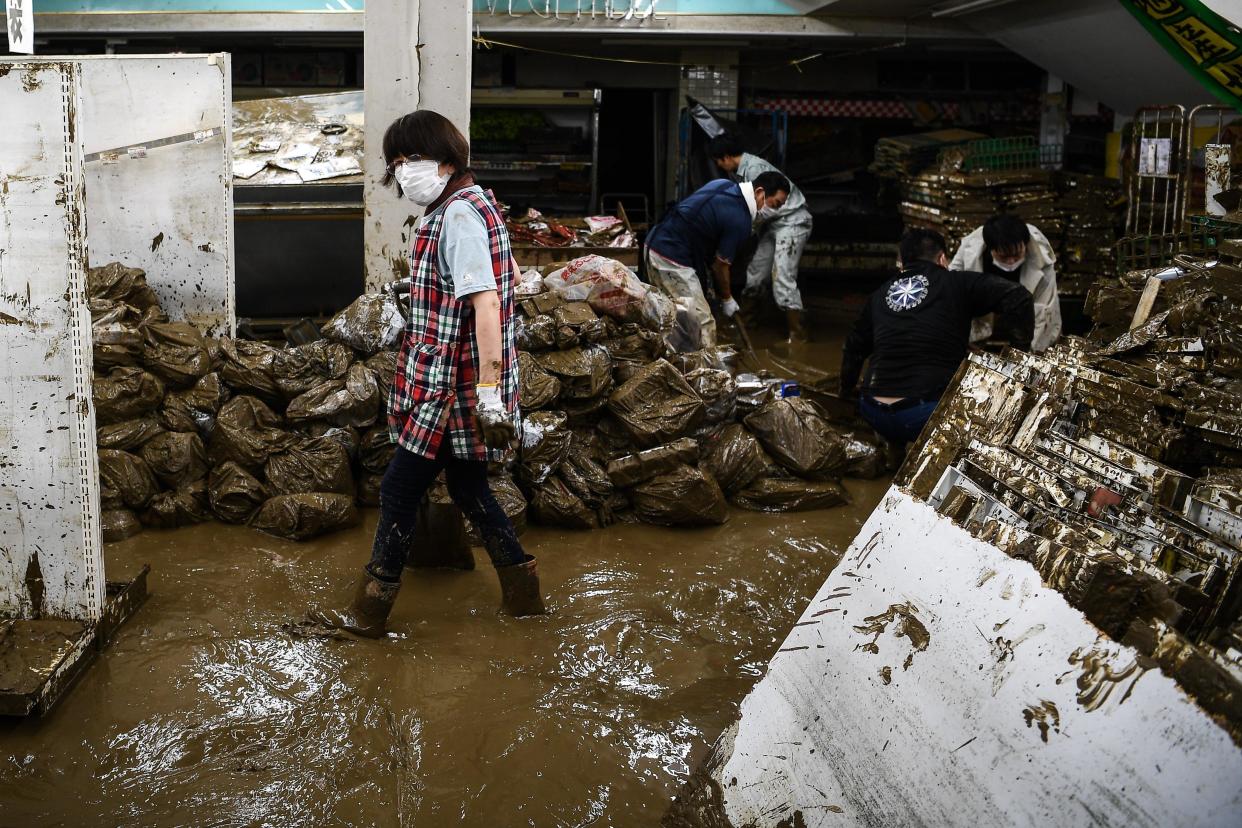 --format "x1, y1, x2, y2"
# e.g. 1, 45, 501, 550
0, 62, 104, 622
